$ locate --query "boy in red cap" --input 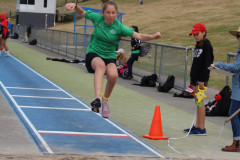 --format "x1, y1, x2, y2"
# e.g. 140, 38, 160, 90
184, 23, 214, 135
